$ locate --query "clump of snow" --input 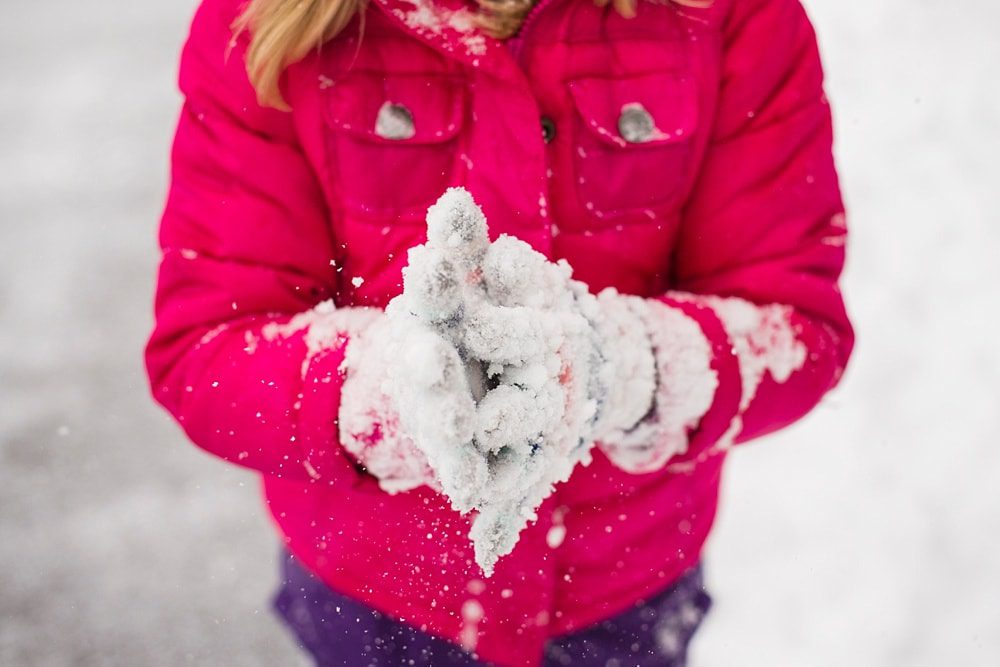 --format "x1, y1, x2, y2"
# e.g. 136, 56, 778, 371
256, 300, 377, 379
196, 322, 228, 347
385, 188, 632, 576
659, 293, 809, 473
339, 315, 438, 493
390, 1, 487, 57
459, 598, 484, 650
721, 299, 807, 389
546, 506, 568, 549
